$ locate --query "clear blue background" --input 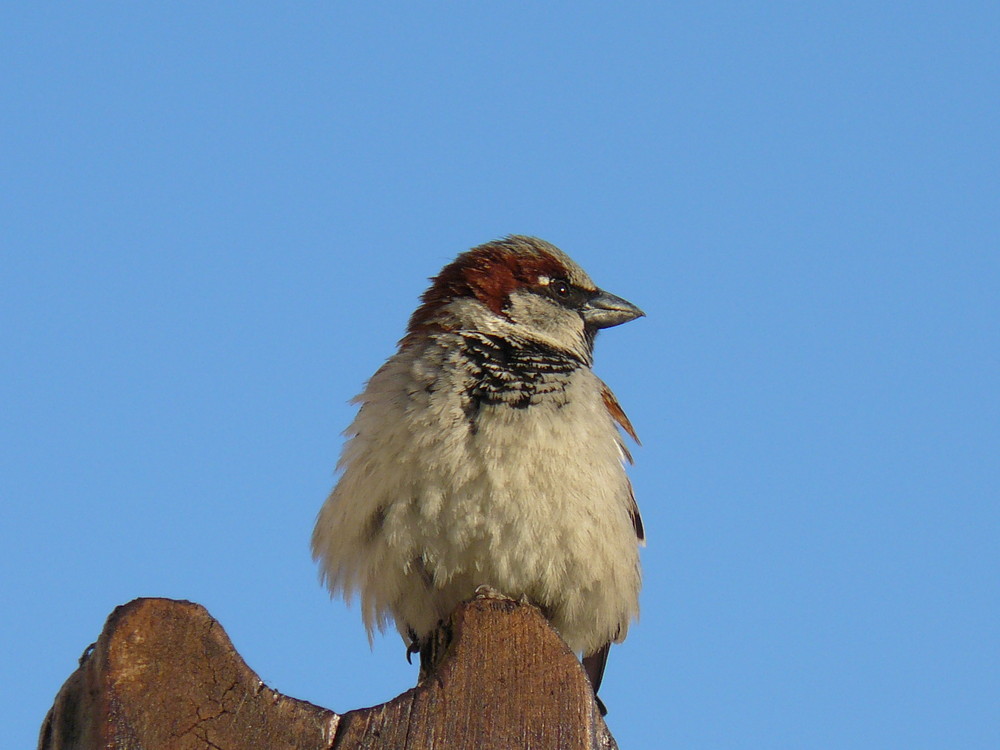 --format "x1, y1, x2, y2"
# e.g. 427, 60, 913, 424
3, 4, 997, 748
